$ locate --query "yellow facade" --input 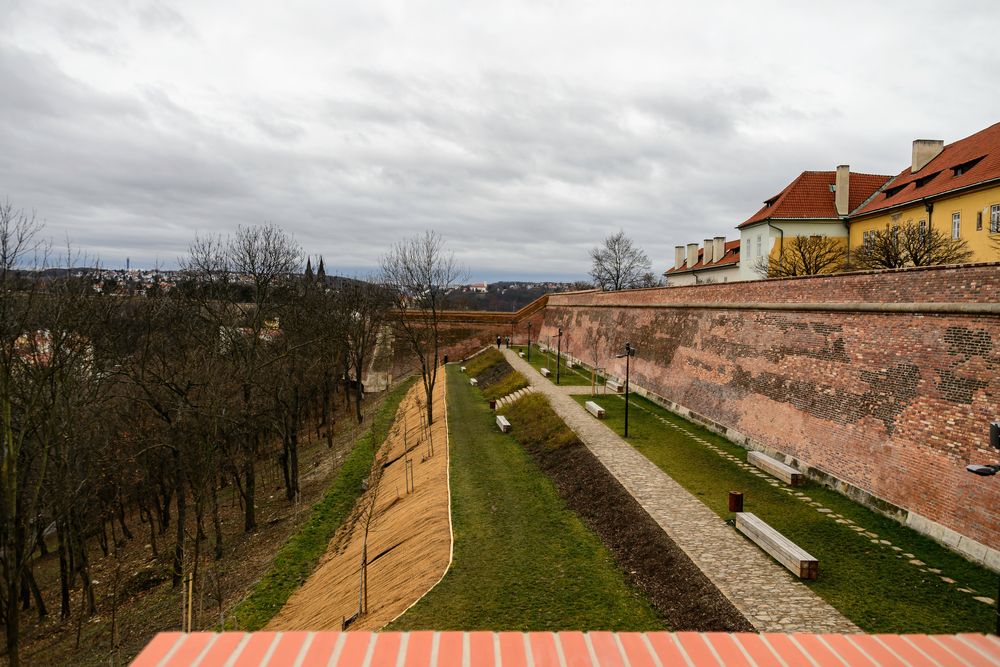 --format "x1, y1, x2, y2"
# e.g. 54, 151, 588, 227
848, 184, 1000, 262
